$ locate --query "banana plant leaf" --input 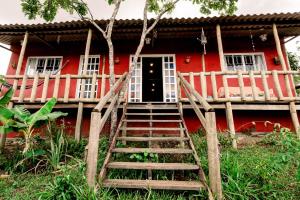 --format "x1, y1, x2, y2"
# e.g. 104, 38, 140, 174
27, 97, 57, 125
0, 88, 13, 106
12, 106, 31, 123
0, 106, 14, 123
